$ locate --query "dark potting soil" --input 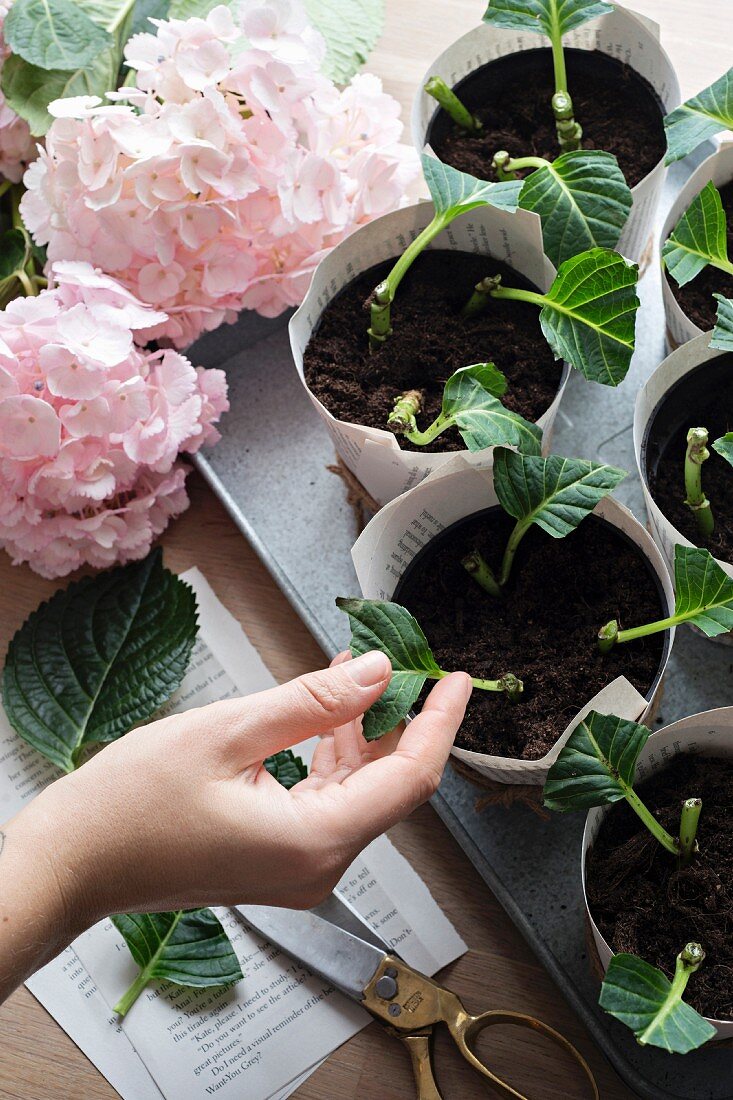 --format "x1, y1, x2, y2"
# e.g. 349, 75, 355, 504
394, 509, 666, 760
426, 48, 665, 190
667, 179, 733, 332
302, 251, 563, 453
587, 753, 733, 1021
646, 354, 733, 564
